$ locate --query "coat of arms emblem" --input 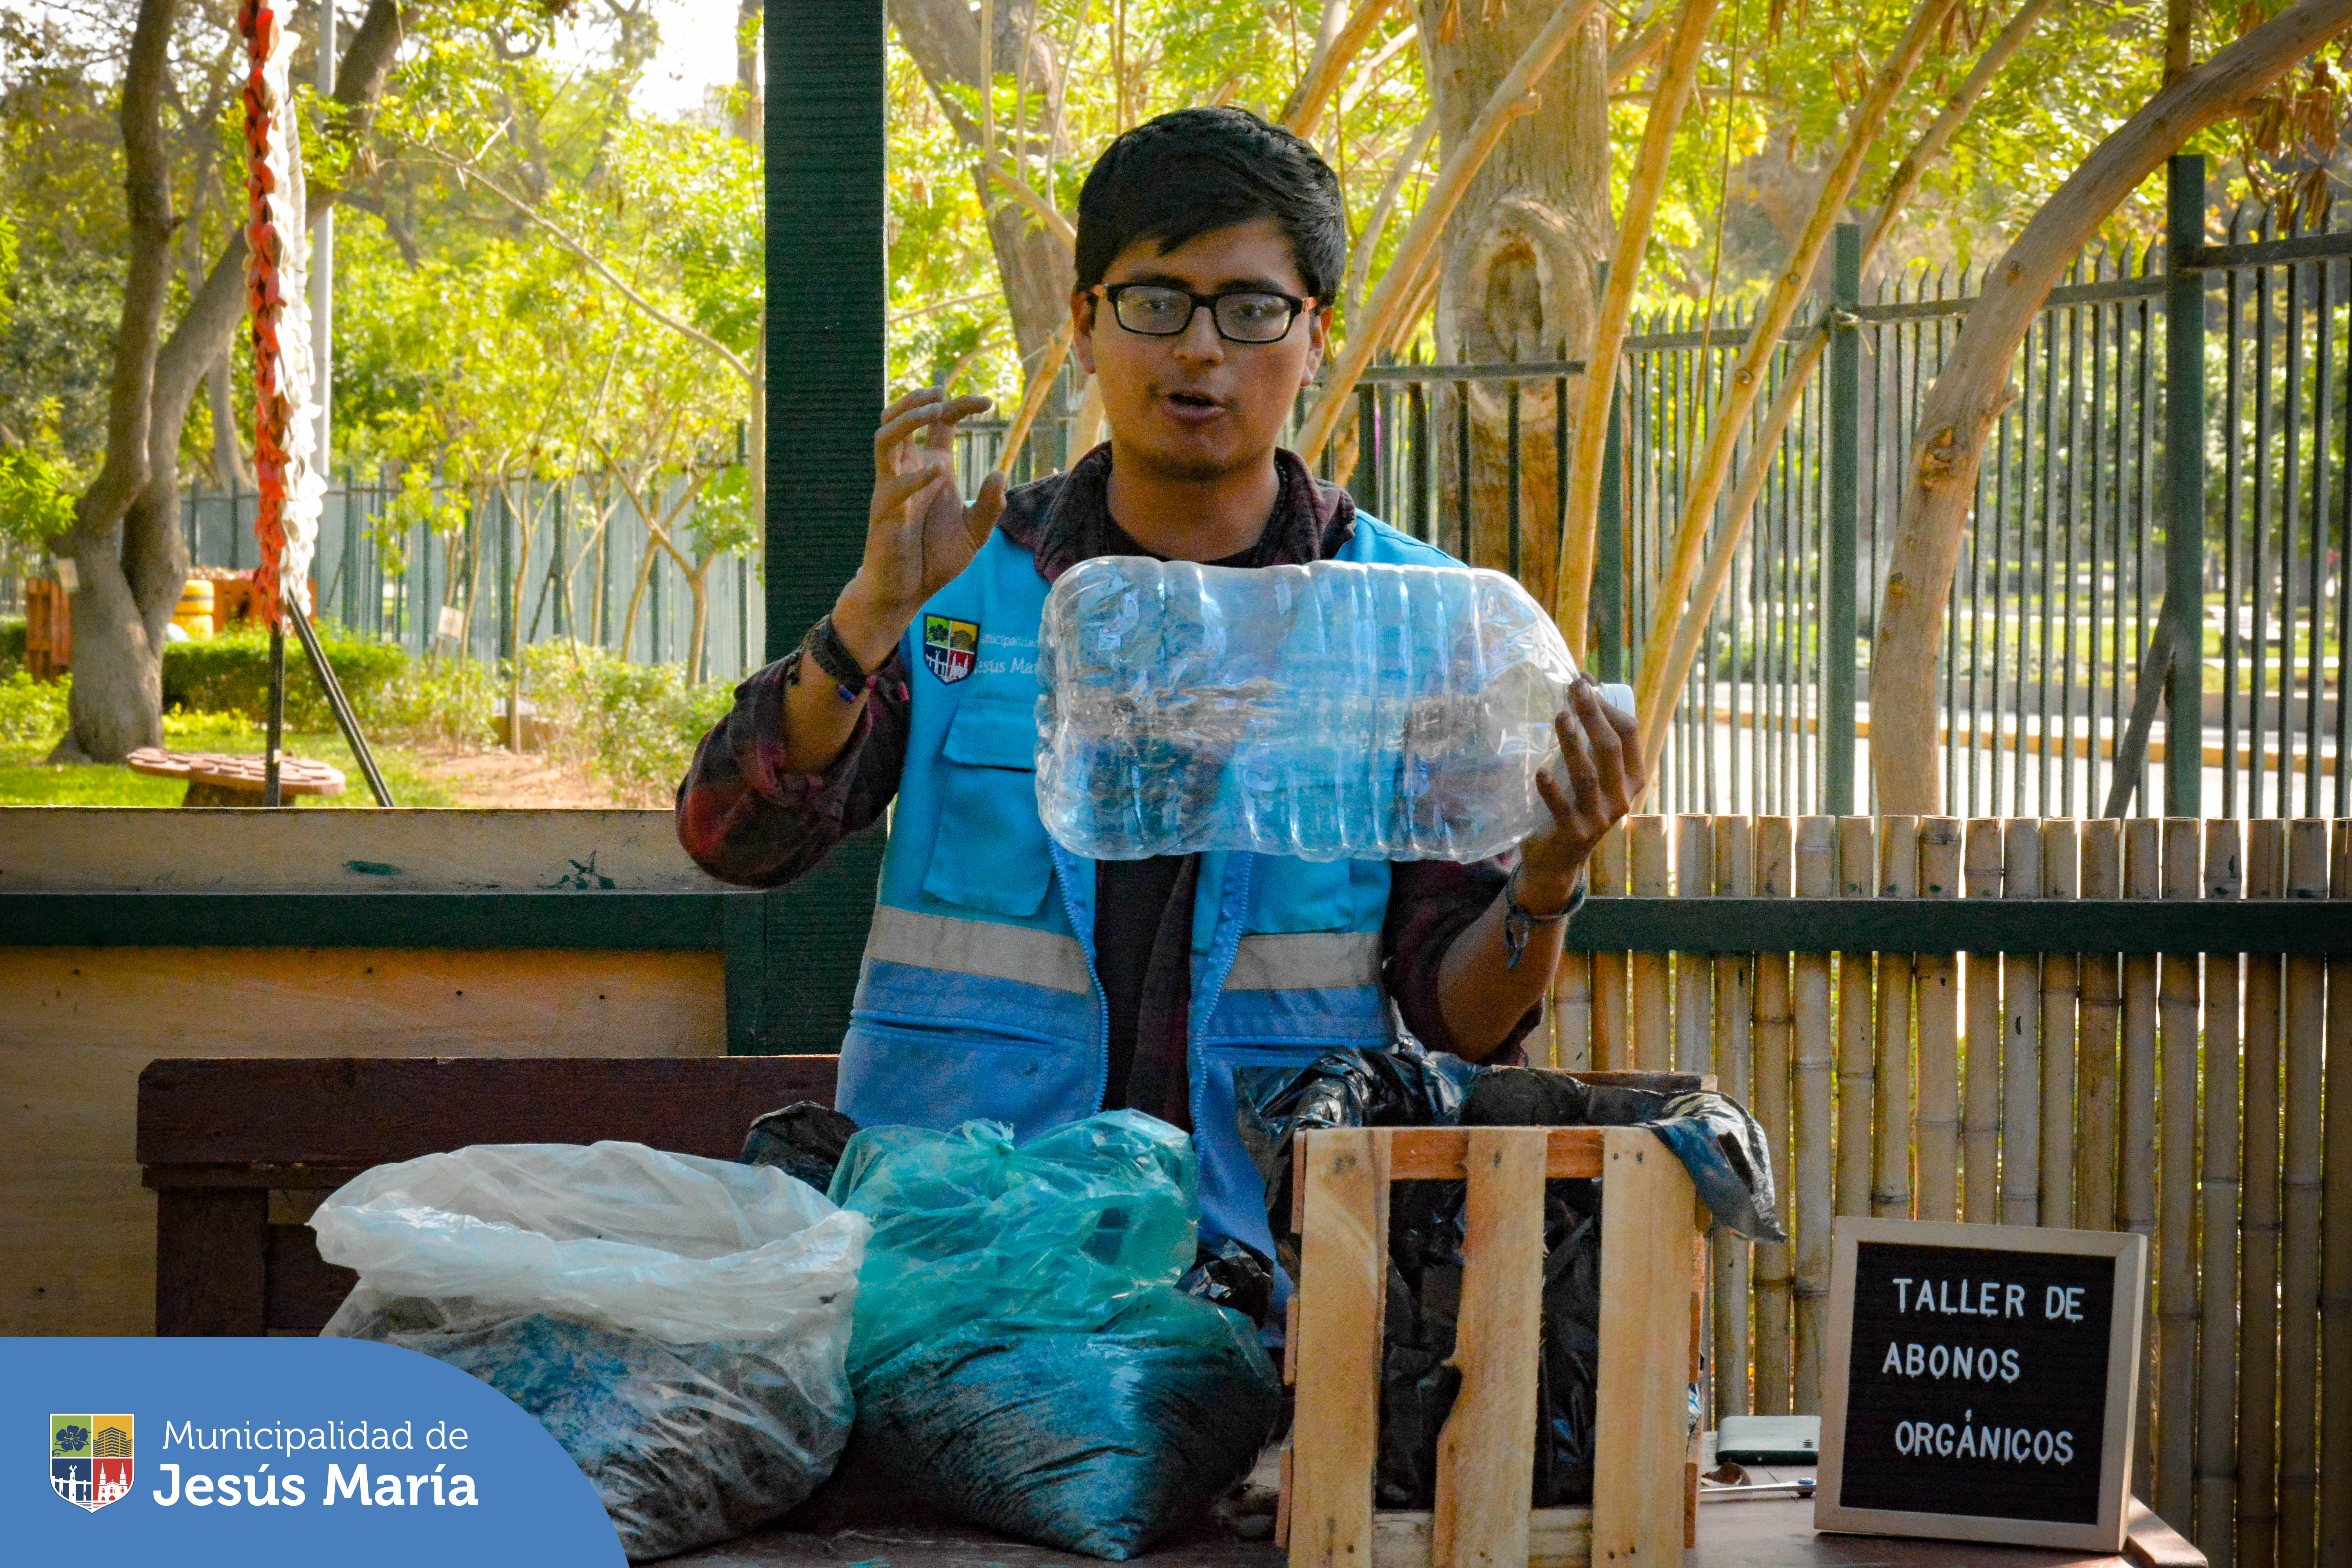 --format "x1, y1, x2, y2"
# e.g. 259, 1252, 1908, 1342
52, 1412, 133, 1511
924, 614, 979, 684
